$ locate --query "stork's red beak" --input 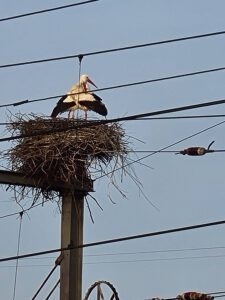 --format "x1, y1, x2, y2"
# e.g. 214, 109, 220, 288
87, 78, 98, 88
